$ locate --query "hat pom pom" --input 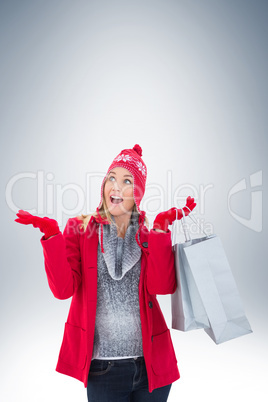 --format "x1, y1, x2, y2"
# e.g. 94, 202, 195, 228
133, 144, 142, 156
